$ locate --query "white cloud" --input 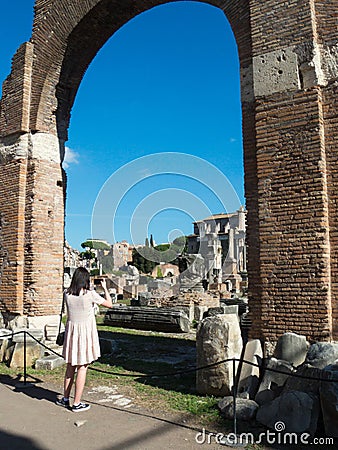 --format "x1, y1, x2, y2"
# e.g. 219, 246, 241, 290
229, 138, 237, 143
62, 147, 79, 169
